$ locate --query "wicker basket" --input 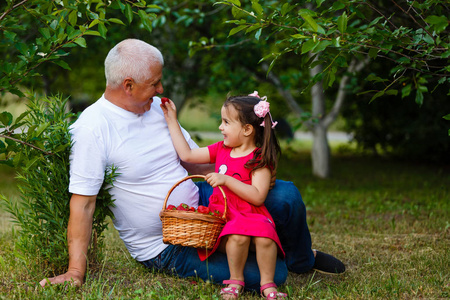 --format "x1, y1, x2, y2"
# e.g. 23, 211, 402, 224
159, 175, 227, 250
